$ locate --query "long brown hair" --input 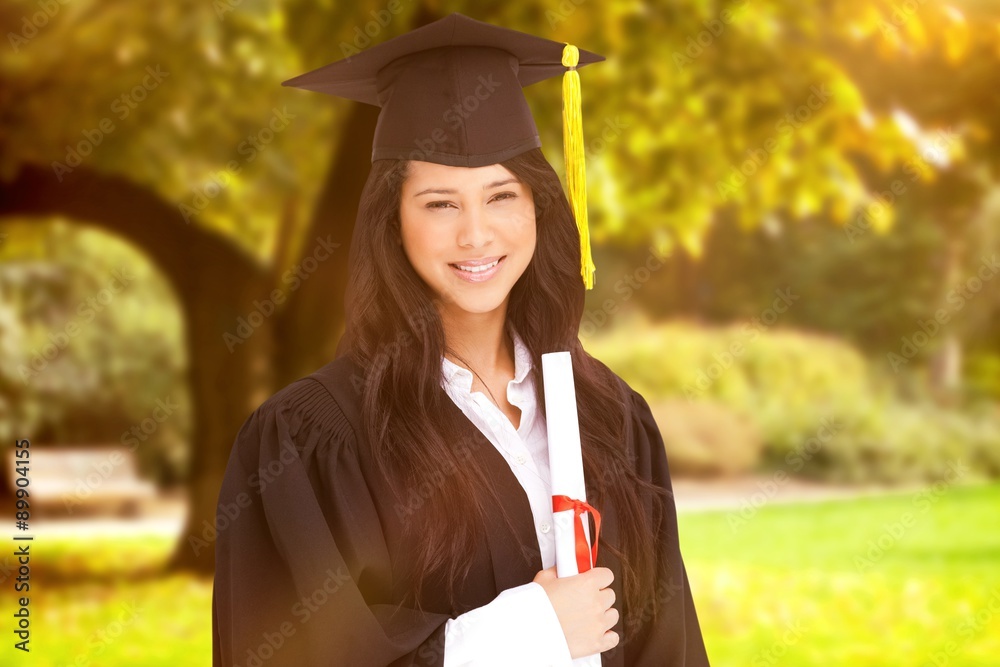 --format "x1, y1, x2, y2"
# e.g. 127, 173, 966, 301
339, 147, 672, 641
